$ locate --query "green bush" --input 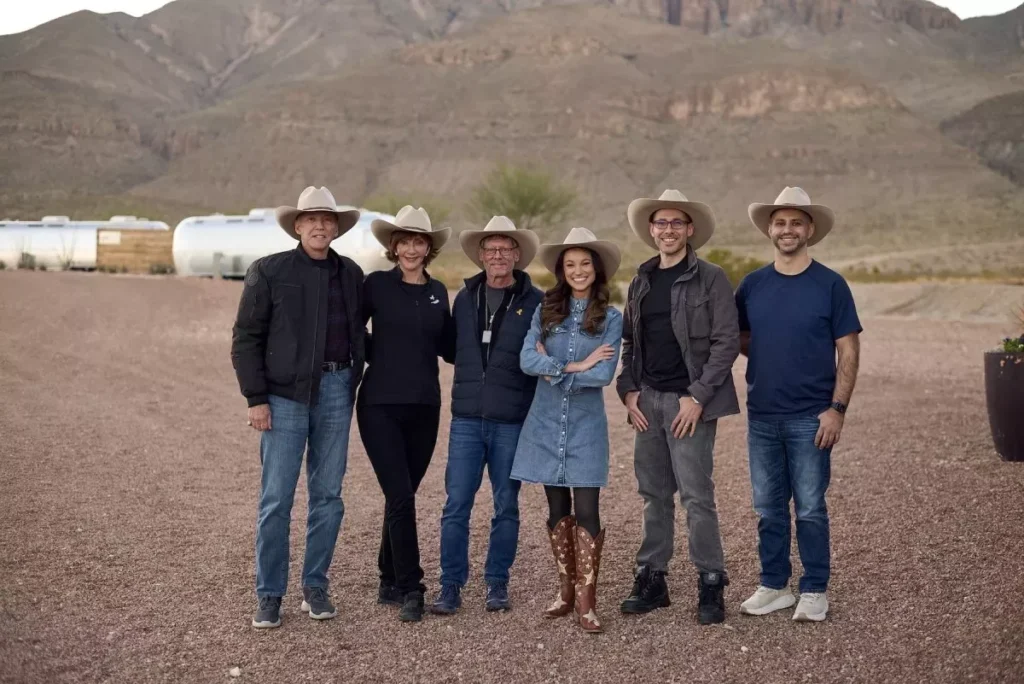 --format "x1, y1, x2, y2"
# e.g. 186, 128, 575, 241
0, 260, 6, 270
17, 252, 36, 270
363, 192, 453, 225
469, 164, 576, 233
703, 248, 767, 287
149, 263, 176, 275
